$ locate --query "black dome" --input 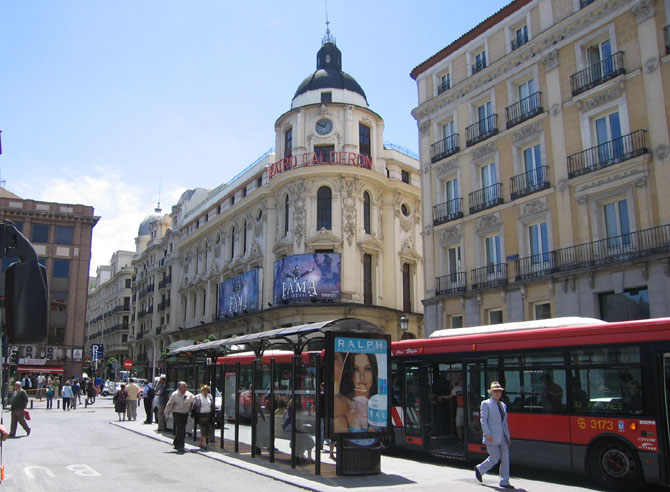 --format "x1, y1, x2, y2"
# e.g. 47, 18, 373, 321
293, 41, 367, 102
